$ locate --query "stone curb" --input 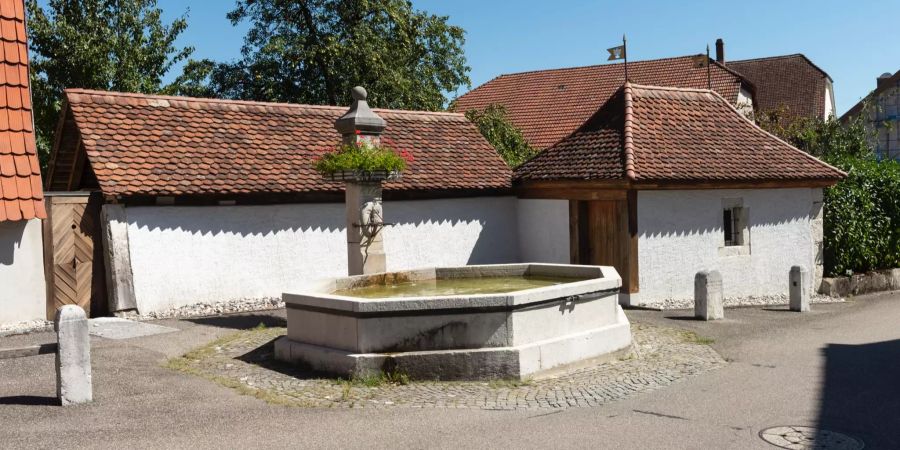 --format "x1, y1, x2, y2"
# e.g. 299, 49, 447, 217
820, 268, 900, 298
